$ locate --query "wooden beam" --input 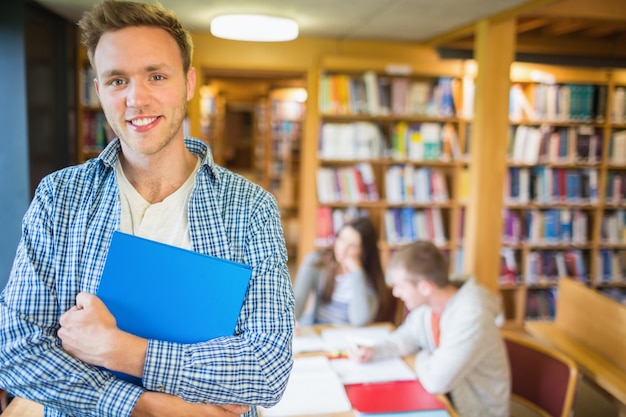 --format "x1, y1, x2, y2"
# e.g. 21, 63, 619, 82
528, 0, 626, 20
422, 0, 560, 46
517, 17, 551, 33
463, 18, 516, 294
582, 22, 626, 38
542, 18, 588, 36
